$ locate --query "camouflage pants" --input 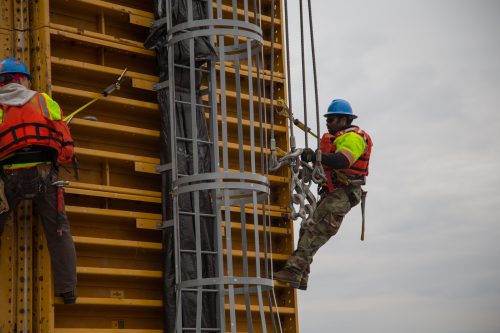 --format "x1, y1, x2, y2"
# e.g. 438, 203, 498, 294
284, 186, 362, 282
